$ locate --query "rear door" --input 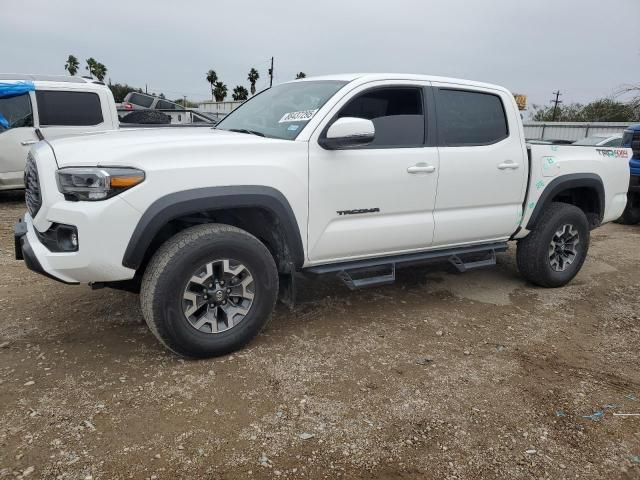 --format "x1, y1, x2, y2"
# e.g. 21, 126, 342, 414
35, 89, 111, 141
431, 84, 528, 246
0, 91, 37, 188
